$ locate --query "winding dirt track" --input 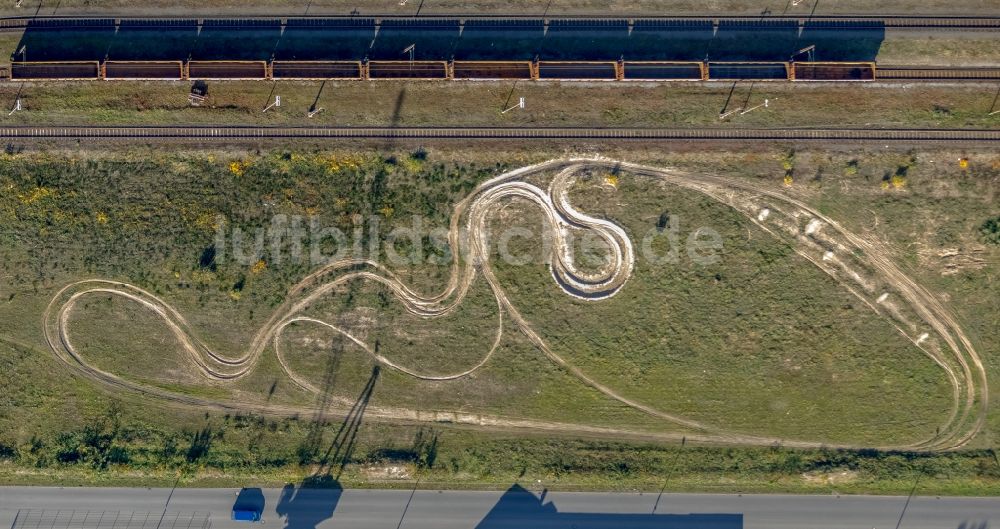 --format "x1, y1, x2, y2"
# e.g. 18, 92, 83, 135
42, 158, 988, 451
